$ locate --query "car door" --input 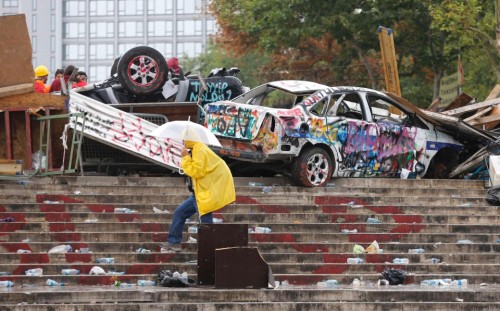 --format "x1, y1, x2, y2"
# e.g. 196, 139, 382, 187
321, 92, 379, 177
